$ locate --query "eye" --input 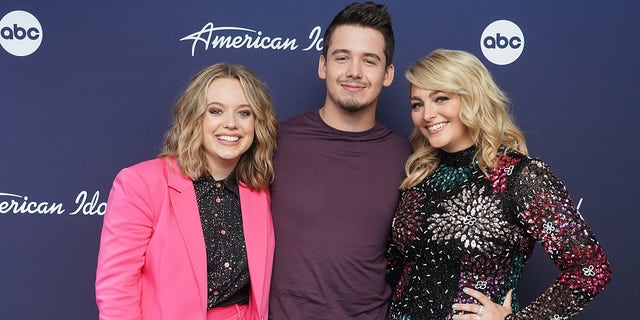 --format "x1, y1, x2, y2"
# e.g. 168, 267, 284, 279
434, 96, 450, 104
335, 55, 348, 62
410, 102, 423, 110
208, 107, 222, 115
238, 109, 252, 117
364, 58, 377, 66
